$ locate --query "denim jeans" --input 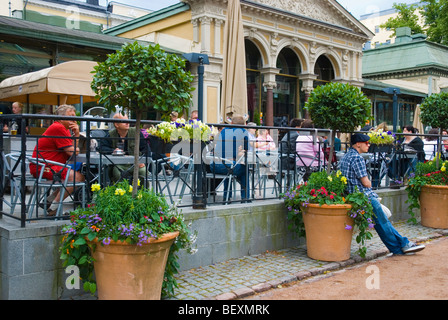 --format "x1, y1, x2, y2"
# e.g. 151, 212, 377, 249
370, 195, 409, 254
210, 163, 249, 200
